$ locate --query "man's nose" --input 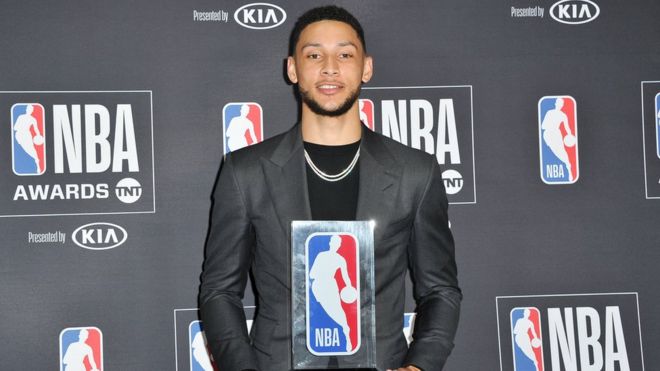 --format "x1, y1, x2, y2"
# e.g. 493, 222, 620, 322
321, 58, 339, 76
